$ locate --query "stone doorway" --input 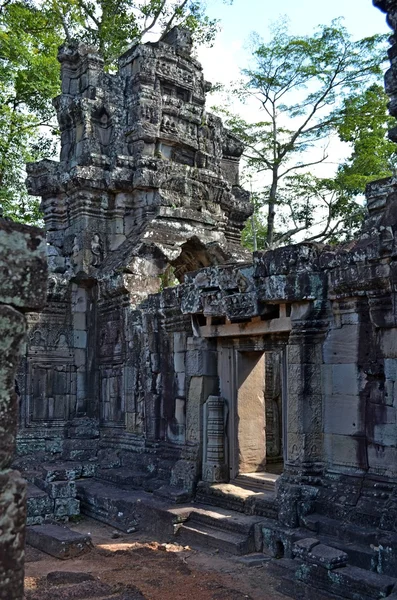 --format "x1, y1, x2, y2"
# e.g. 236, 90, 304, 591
218, 343, 286, 486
